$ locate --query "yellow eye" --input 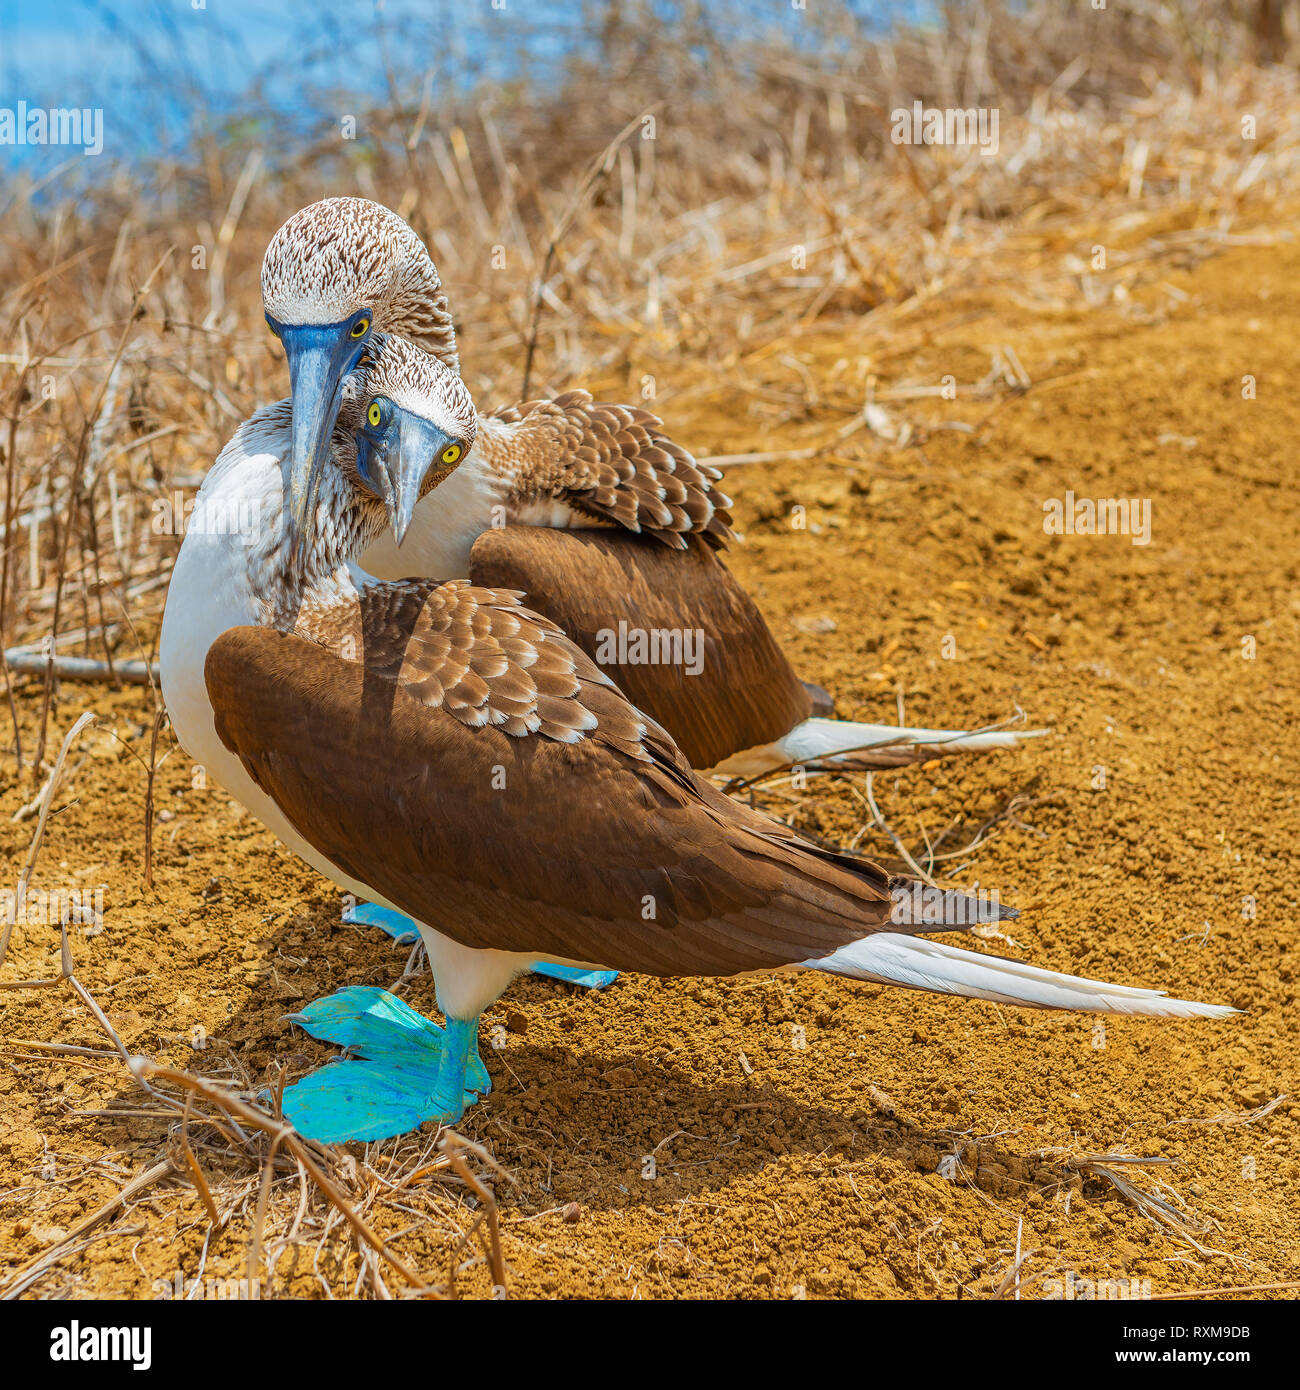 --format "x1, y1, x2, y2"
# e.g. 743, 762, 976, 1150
367, 402, 382, 428
350, 317, 370, 338
440, 443, 462, 466
266, 318, 280, 338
